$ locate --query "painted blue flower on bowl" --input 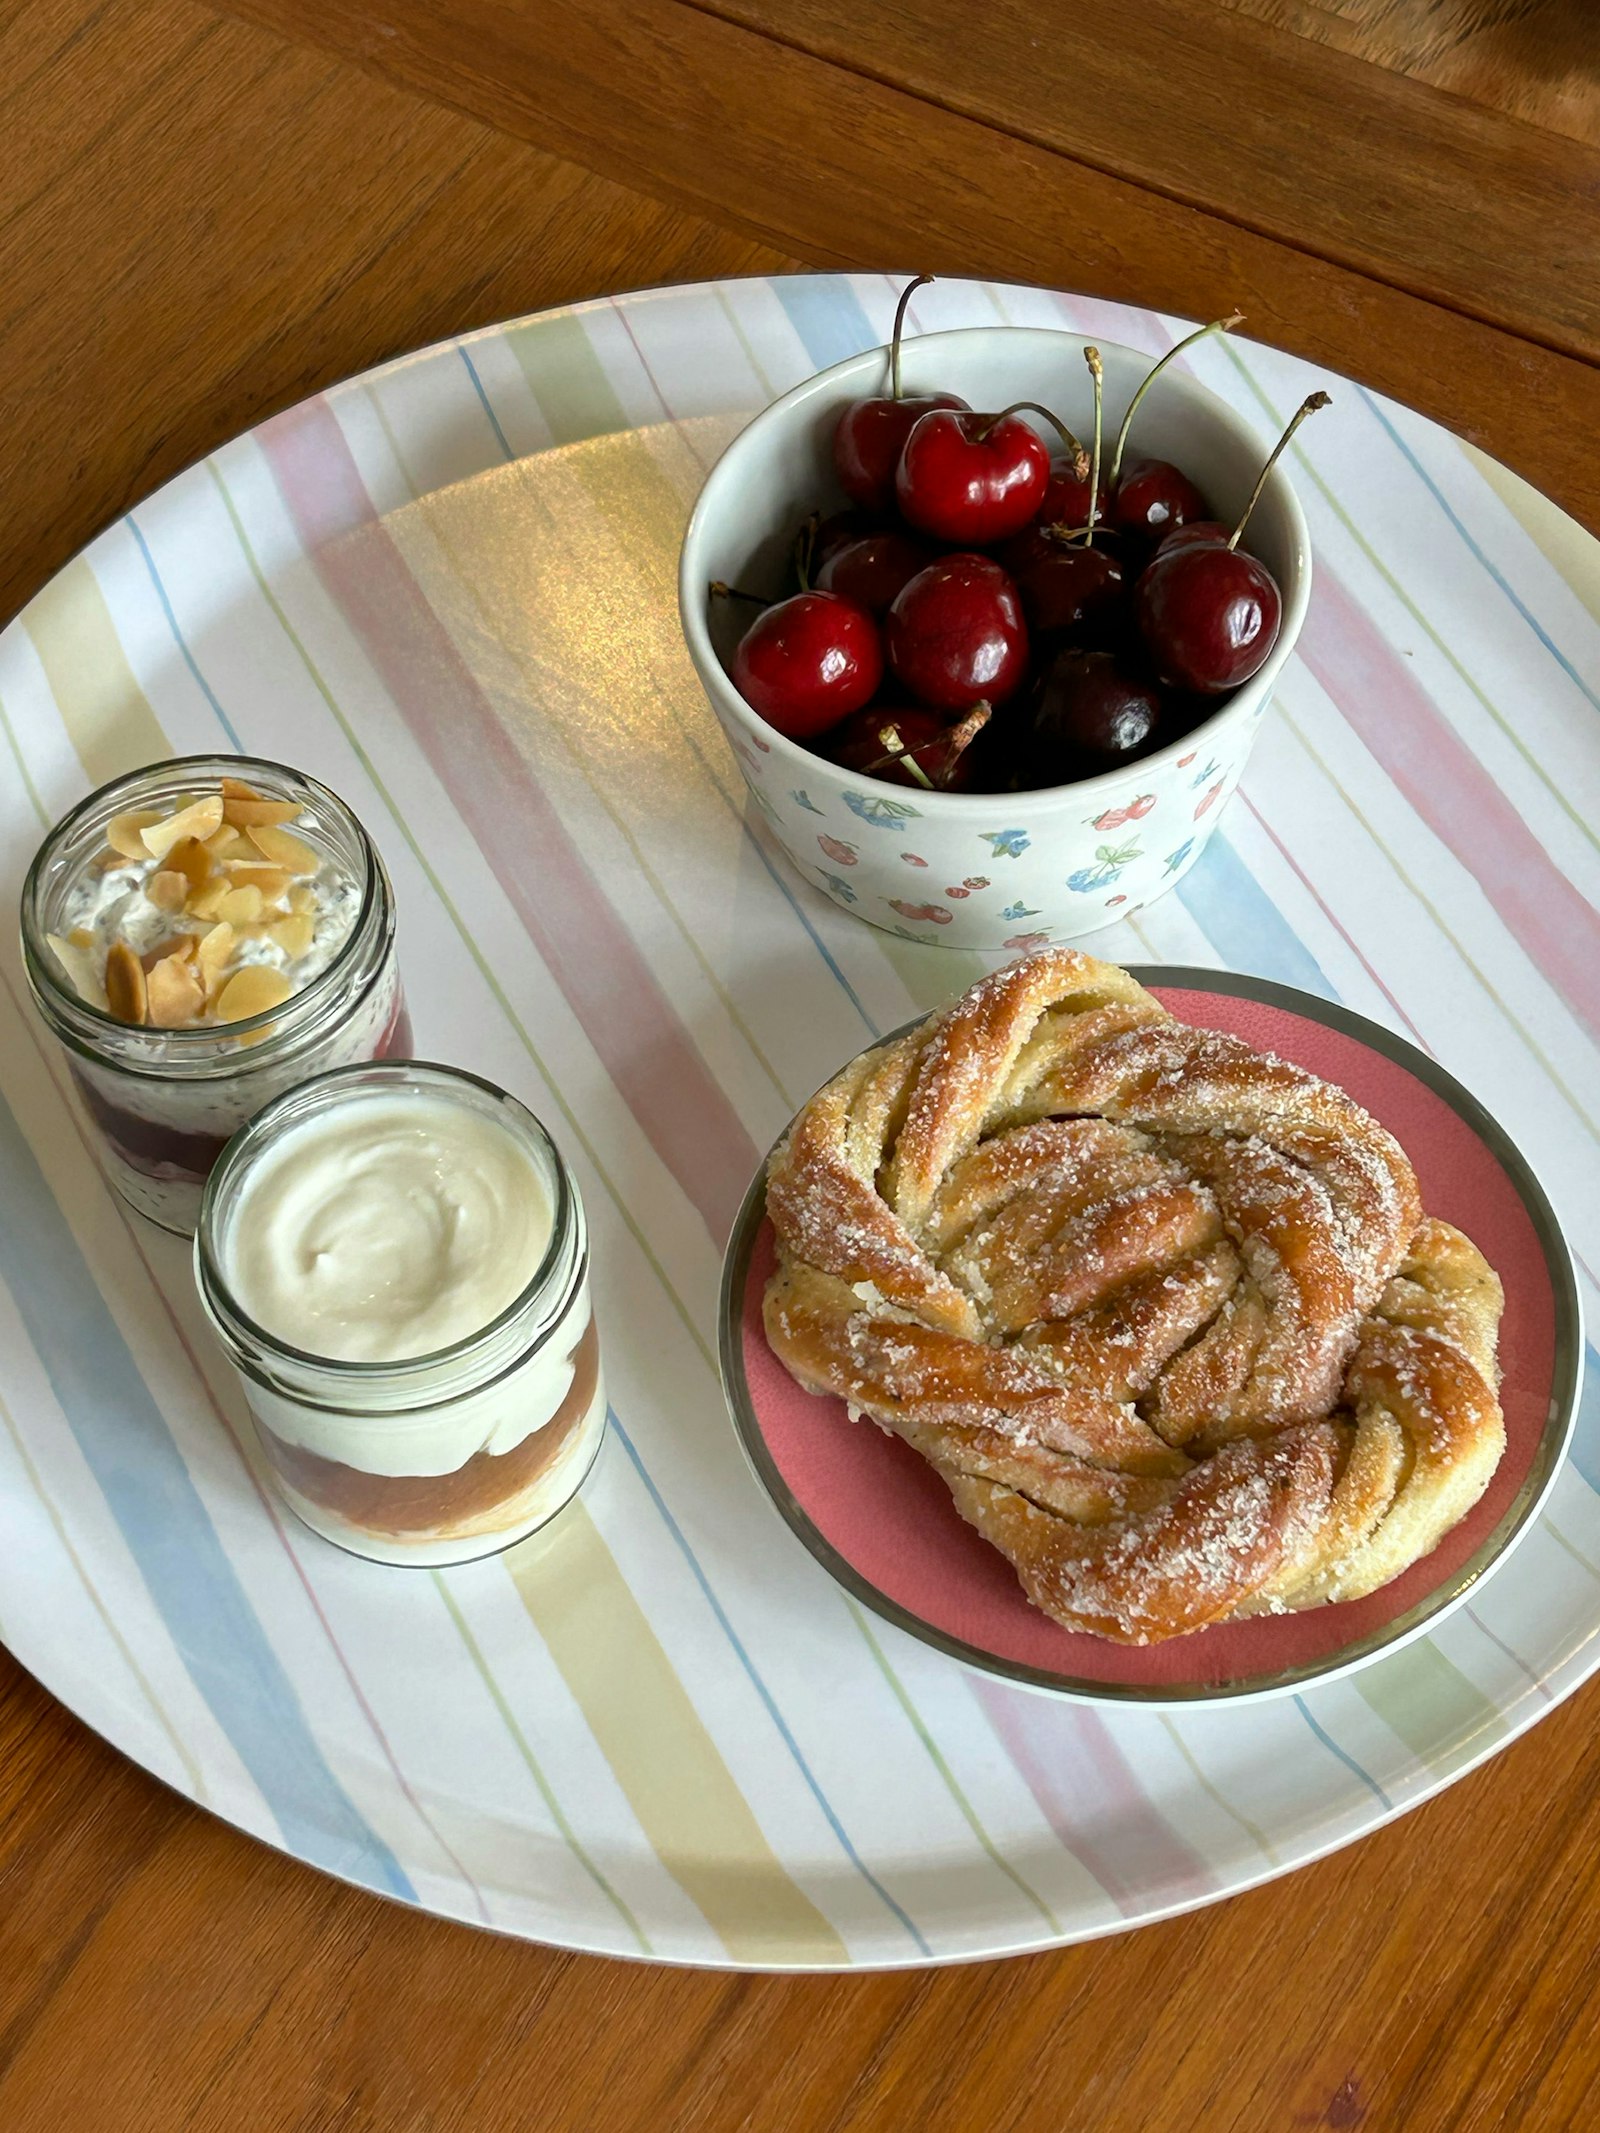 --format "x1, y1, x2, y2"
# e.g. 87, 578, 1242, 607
843, 791, 919, 831
1163, 838, 1195, 878
790, 789, 826, 815
815, 870, 858, 904
1067, 841, 1142, 894
982, 827, 1030, 858
1001, 900, 1040, 921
